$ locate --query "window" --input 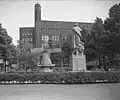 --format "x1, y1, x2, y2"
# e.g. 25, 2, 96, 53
30, 38, 32, 41
25, 38, 28, 42
52, 36, 59, 41
42, 36, 44, 41
52, 36, 54, 41
46, 36, 49, 41
54, 36, 56, 41
57, 36, 59, 41
64, 36, 67, 40
27, 38, 32, 41
42, 36, 49, 41
27, 38, 30, 41
24, 32, 30, 36
22, 38, 25, 41
62, 36, 67, 40
22, 33, 24, 36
